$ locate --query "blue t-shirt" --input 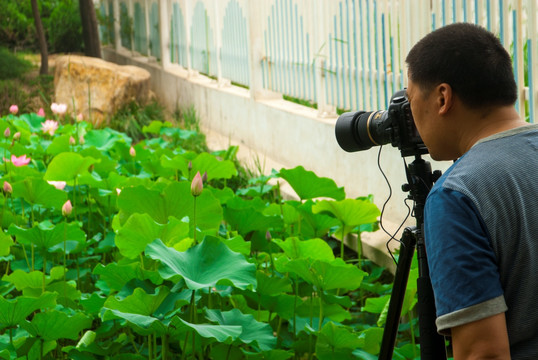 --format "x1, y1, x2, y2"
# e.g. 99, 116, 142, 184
424, 124, 538, 359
